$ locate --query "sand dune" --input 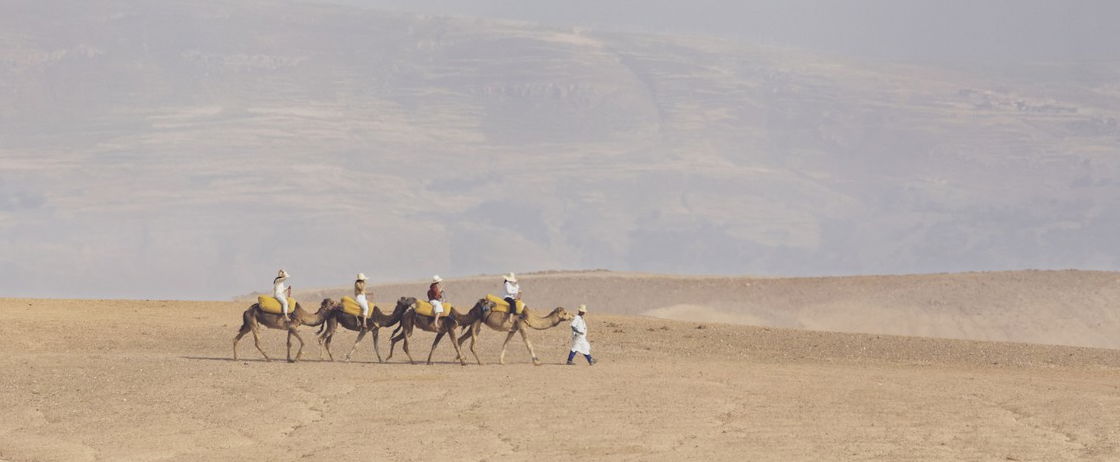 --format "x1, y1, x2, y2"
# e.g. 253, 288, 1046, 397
280, 269, 1120, 349
3, 295, 1120, 461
